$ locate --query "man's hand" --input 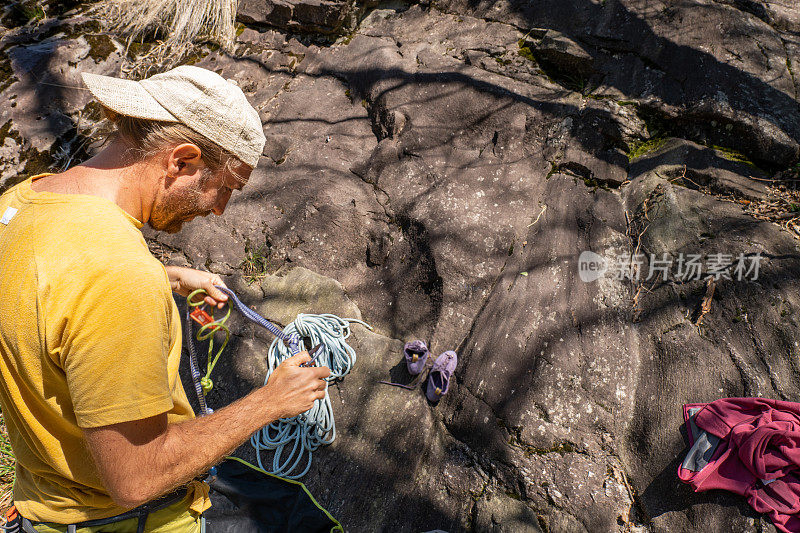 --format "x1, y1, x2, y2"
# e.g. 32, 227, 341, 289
165, 266, 228, 308
82, 350, 331, 509
264, 352, 331, 419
